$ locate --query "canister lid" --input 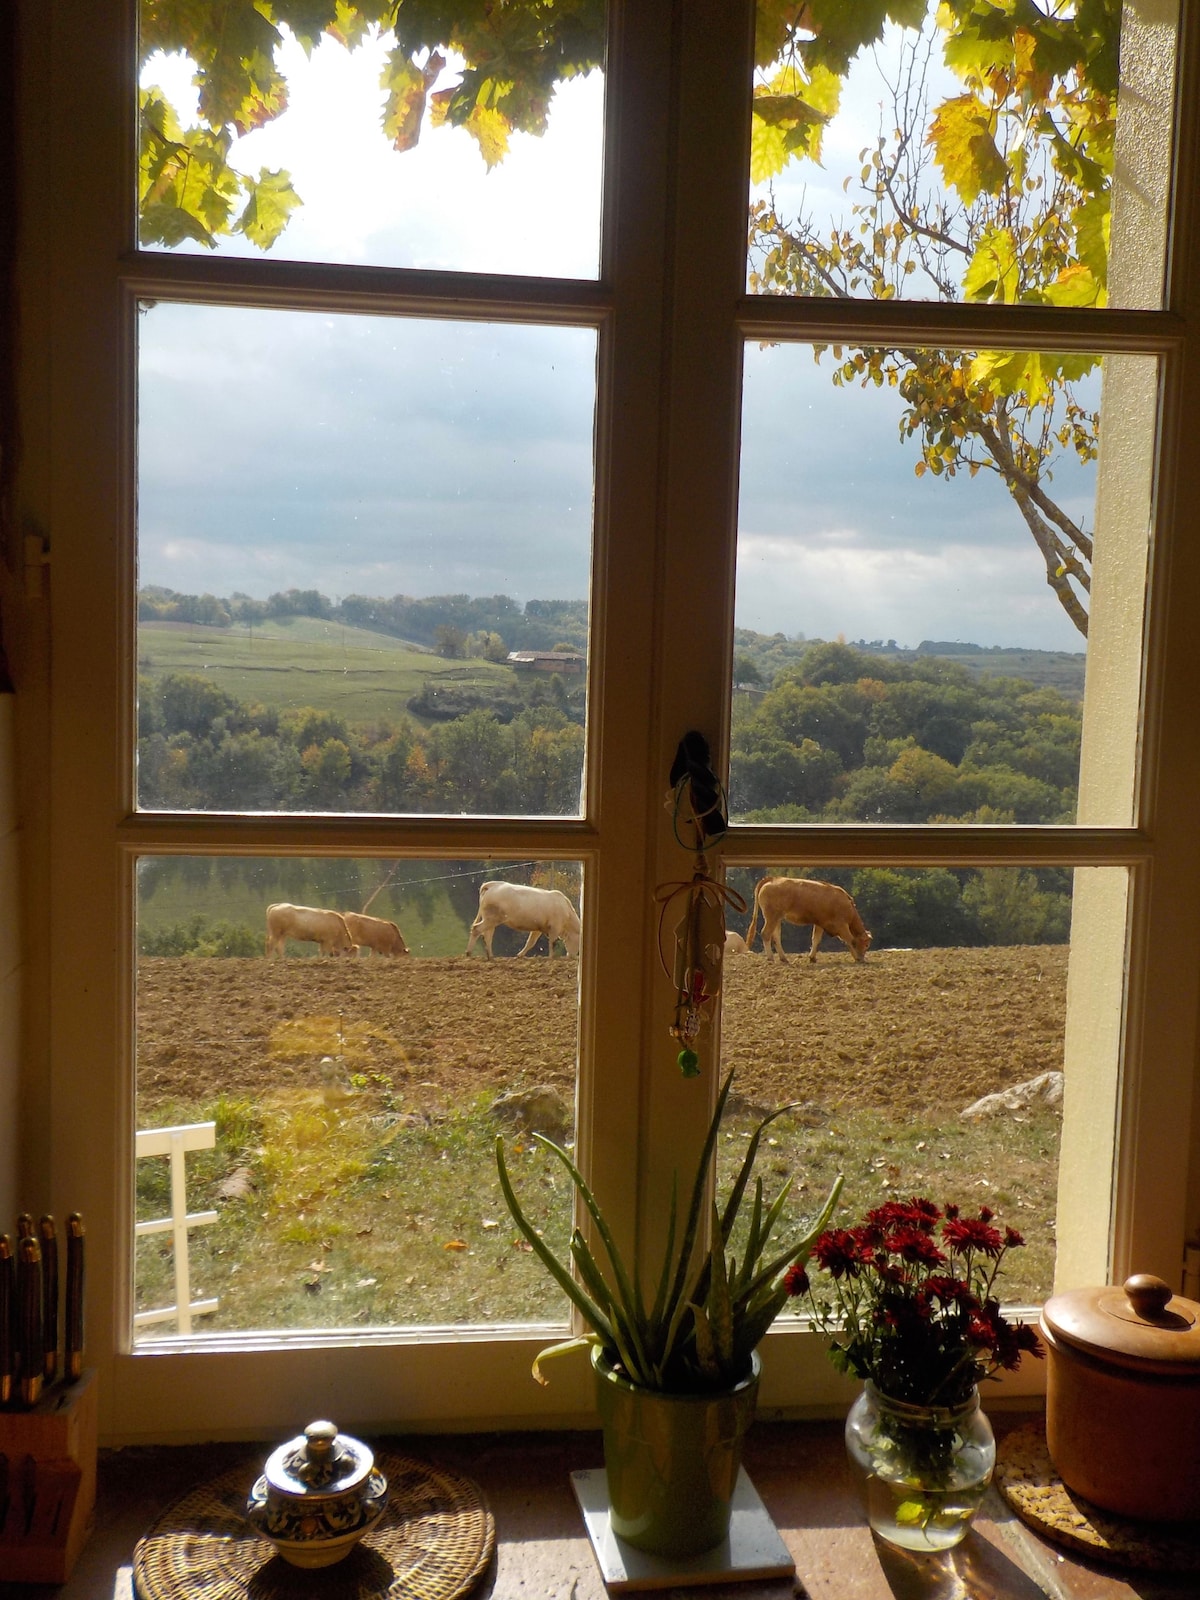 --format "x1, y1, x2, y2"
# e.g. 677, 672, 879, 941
263, 1420, 374, 1500
1041, 1274, 1200, 1375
